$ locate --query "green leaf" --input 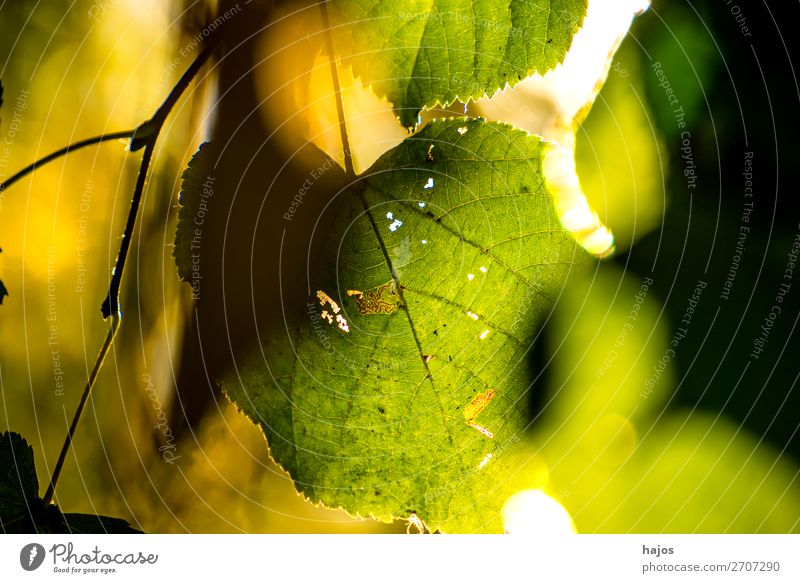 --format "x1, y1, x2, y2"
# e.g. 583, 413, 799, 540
174, 142, 217, 283
329, 0, 588, 127
0, 432, 38, 521
0, 432, 141, 533
224, 119, 586, 532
